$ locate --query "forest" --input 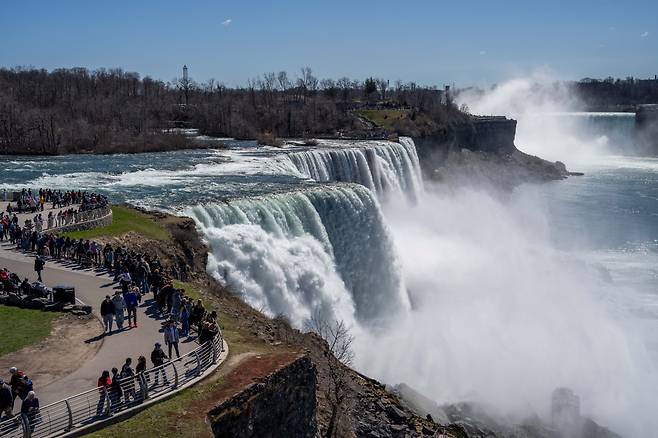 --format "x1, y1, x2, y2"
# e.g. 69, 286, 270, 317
0, 66, 464, 155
